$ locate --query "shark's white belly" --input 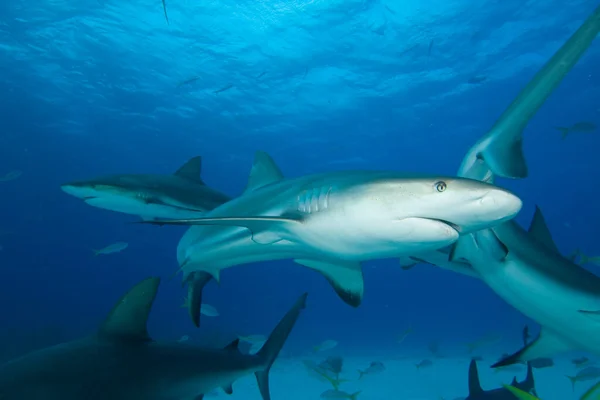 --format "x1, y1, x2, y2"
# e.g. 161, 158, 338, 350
286, 209, 459, 261
476, 258, 600, 354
